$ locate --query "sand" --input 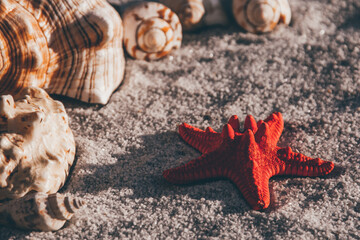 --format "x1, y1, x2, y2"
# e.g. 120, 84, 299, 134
1, 0, 359, 239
